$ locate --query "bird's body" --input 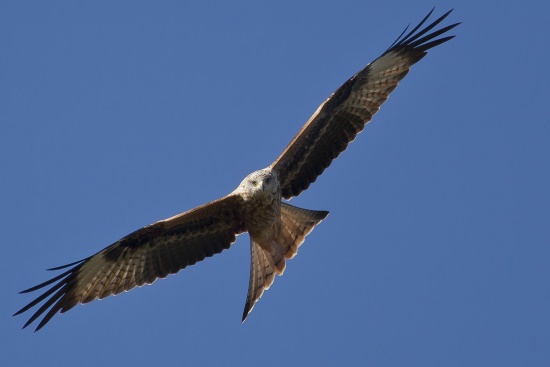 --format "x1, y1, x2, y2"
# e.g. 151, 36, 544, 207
236, 169, 282, 242
15, 9, 460, 331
